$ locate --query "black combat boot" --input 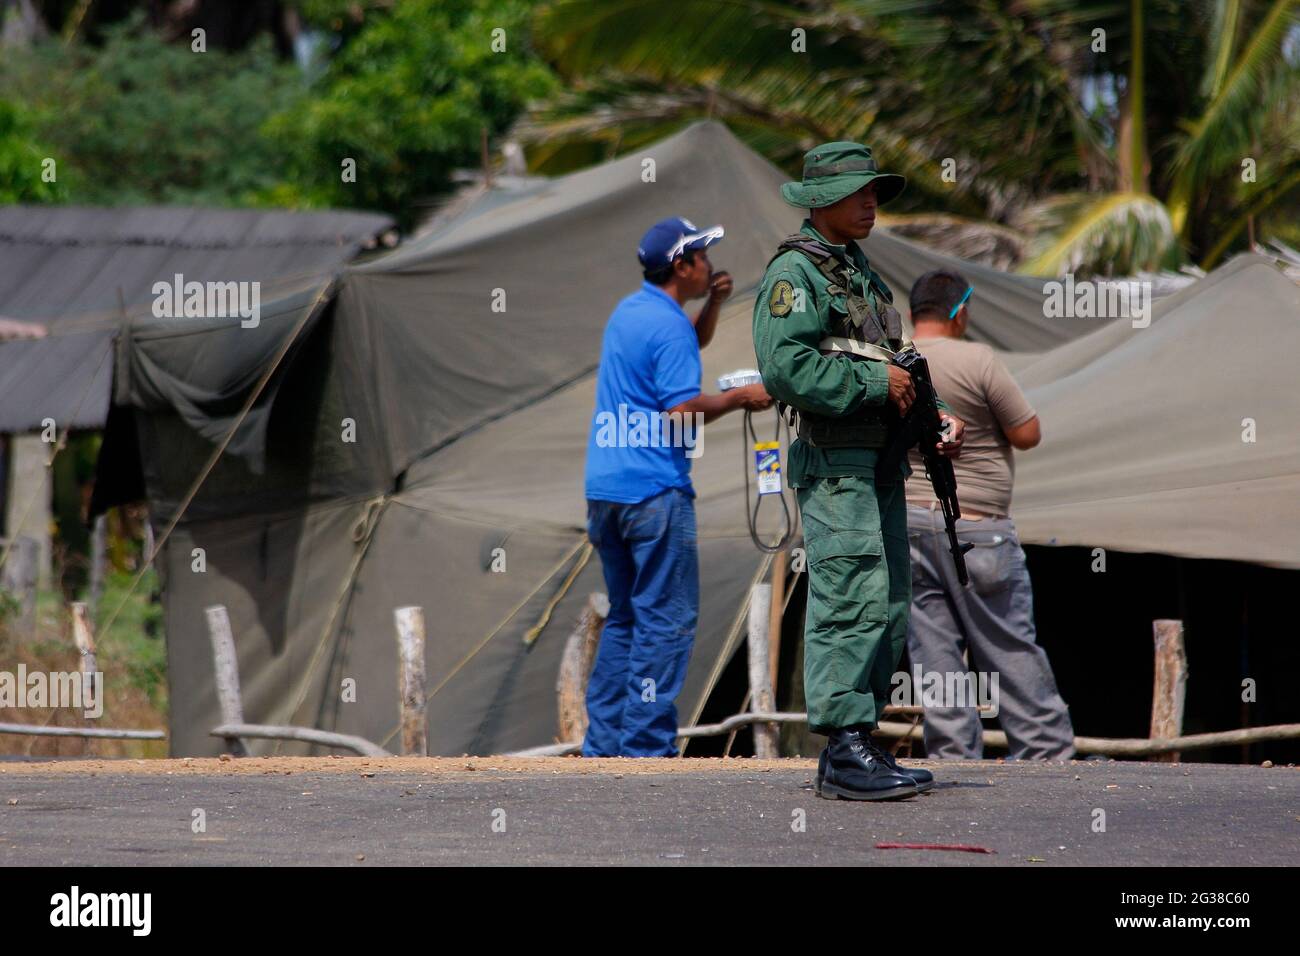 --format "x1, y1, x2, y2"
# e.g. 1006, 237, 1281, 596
815, 734, 934, 794
818, 726, 919, 801
863, 736, 935, 793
